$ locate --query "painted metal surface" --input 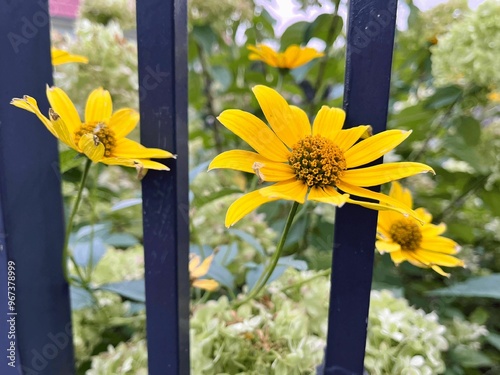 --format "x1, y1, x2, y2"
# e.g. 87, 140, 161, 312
136, 0, 190, 373
0, 1, 75, 373
323, 0, 399, 374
